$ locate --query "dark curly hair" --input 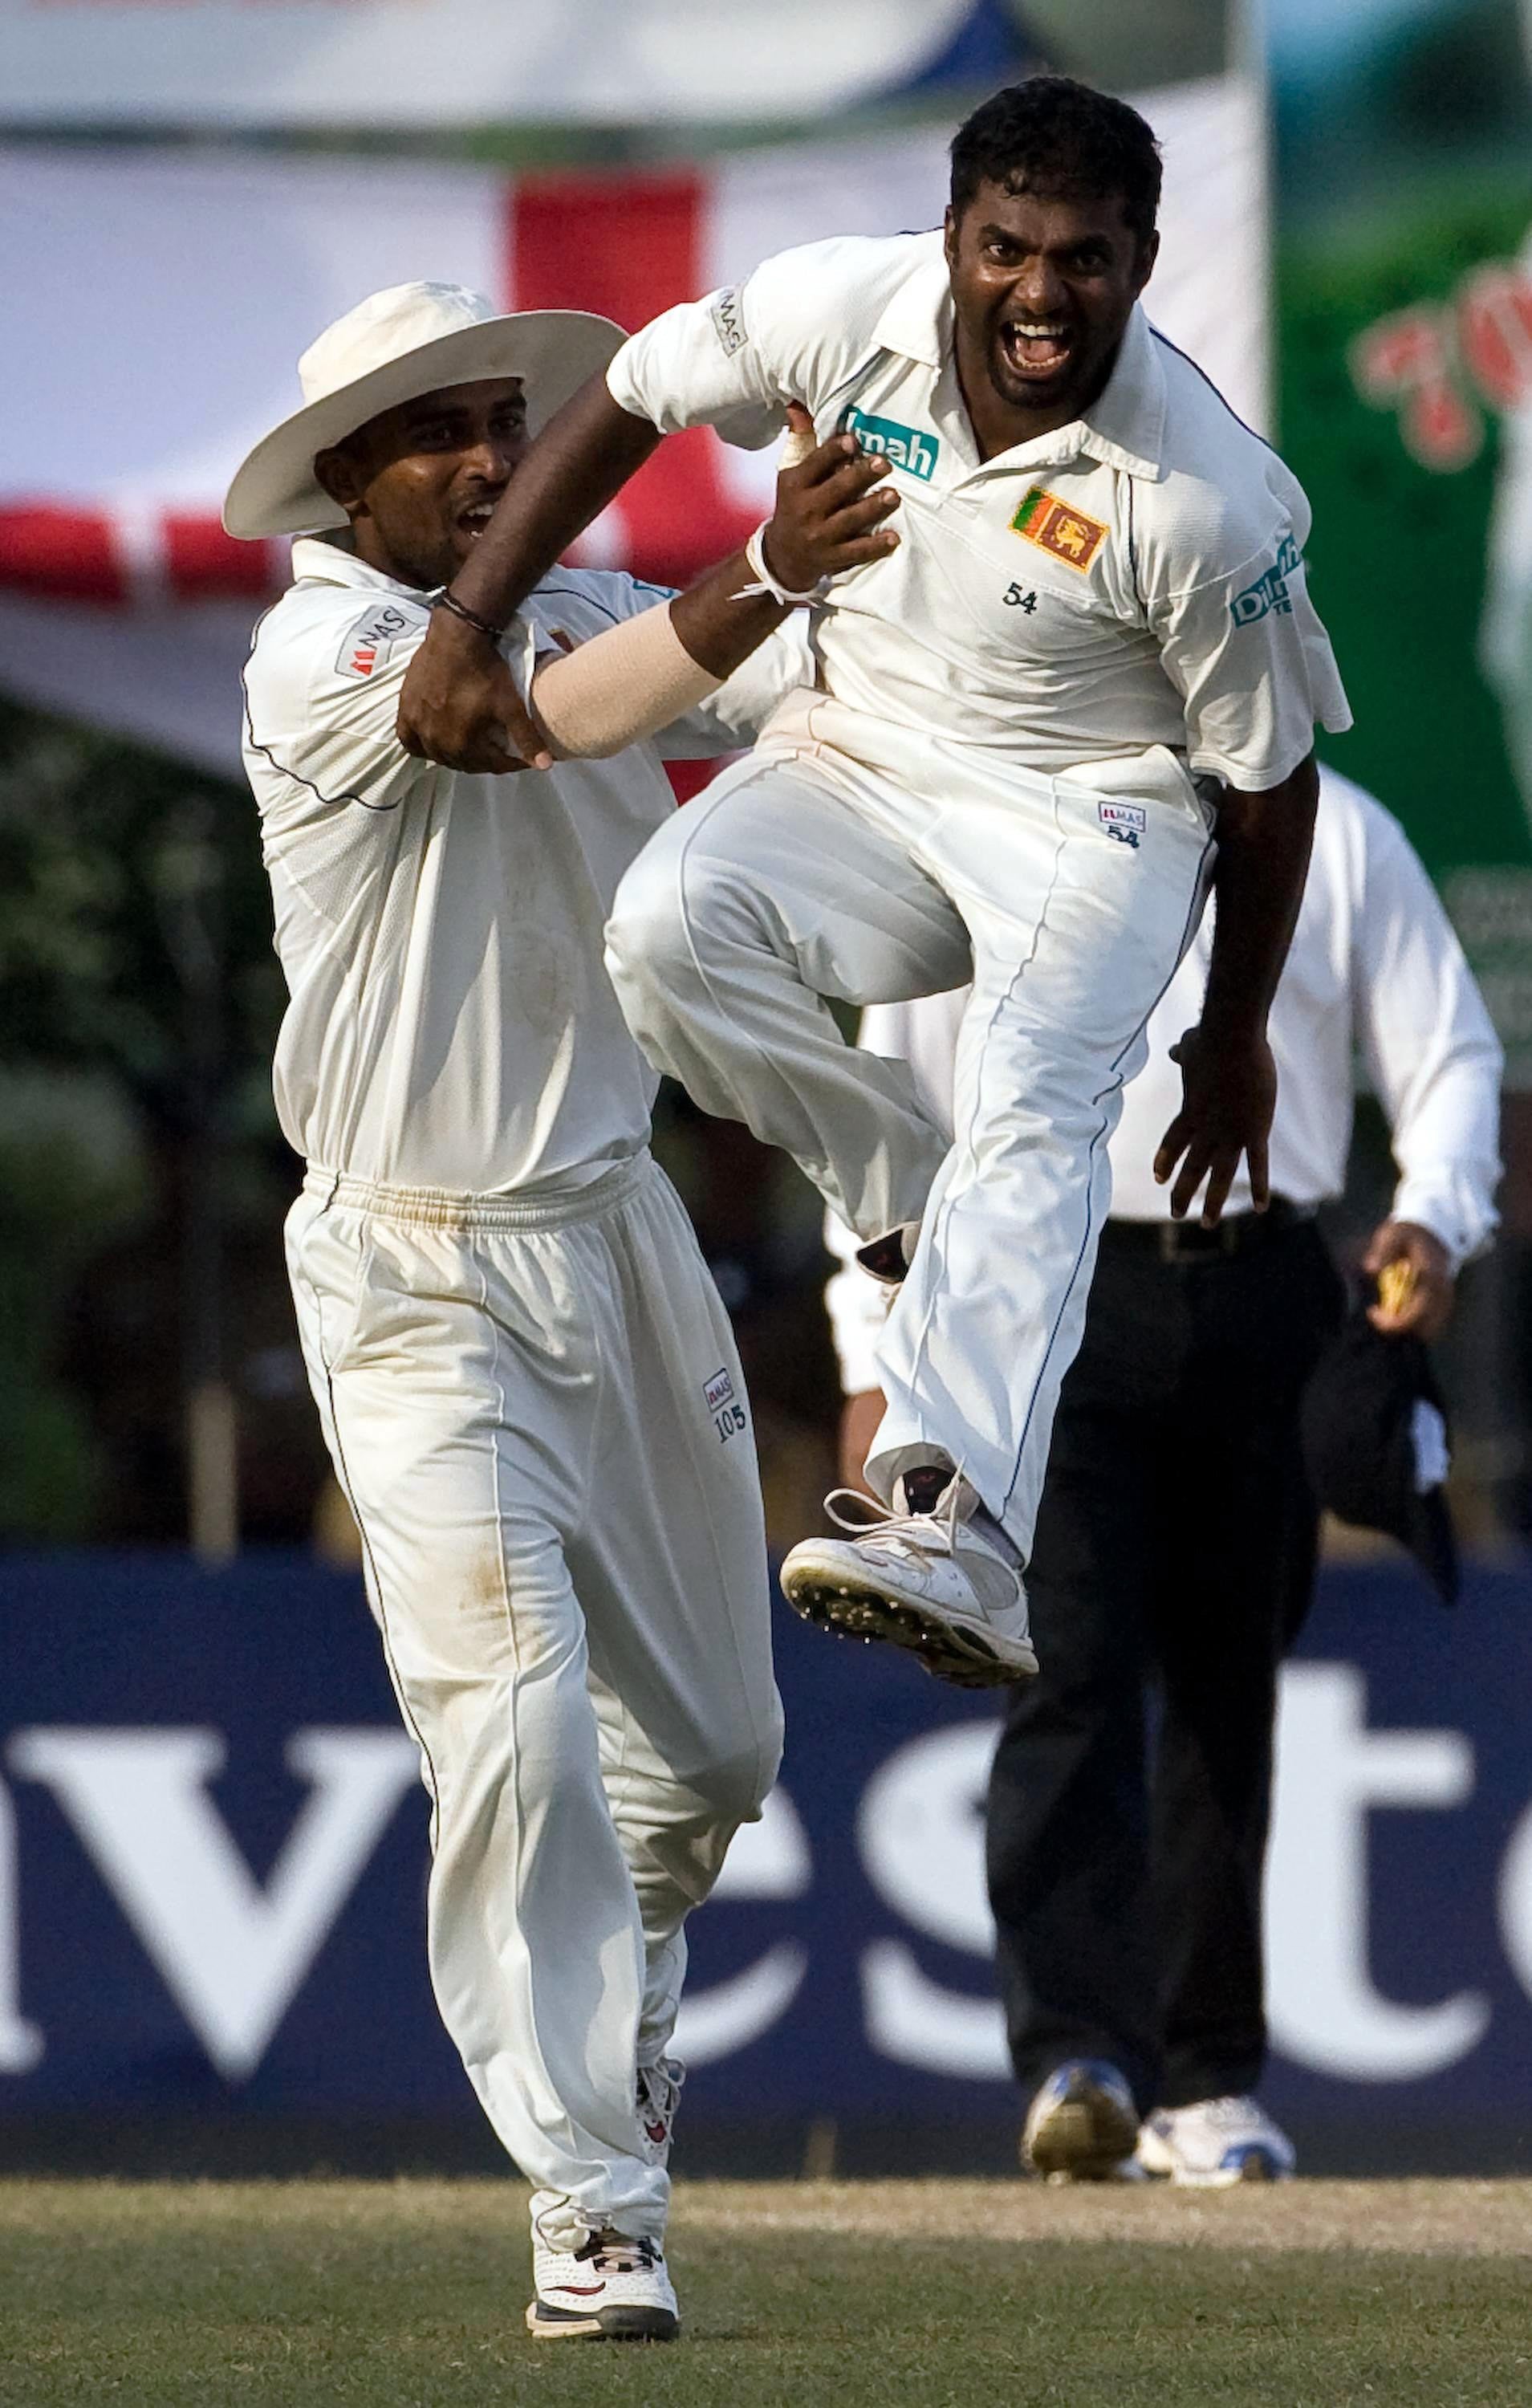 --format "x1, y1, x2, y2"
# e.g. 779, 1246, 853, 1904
950, 77, 1162, 248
